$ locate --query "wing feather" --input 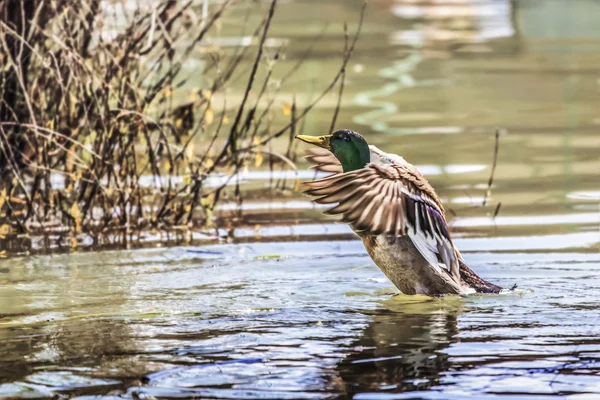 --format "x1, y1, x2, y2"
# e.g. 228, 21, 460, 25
304, 148, 343, 175
303, 162, 459, 281
355, 182, 387, 231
